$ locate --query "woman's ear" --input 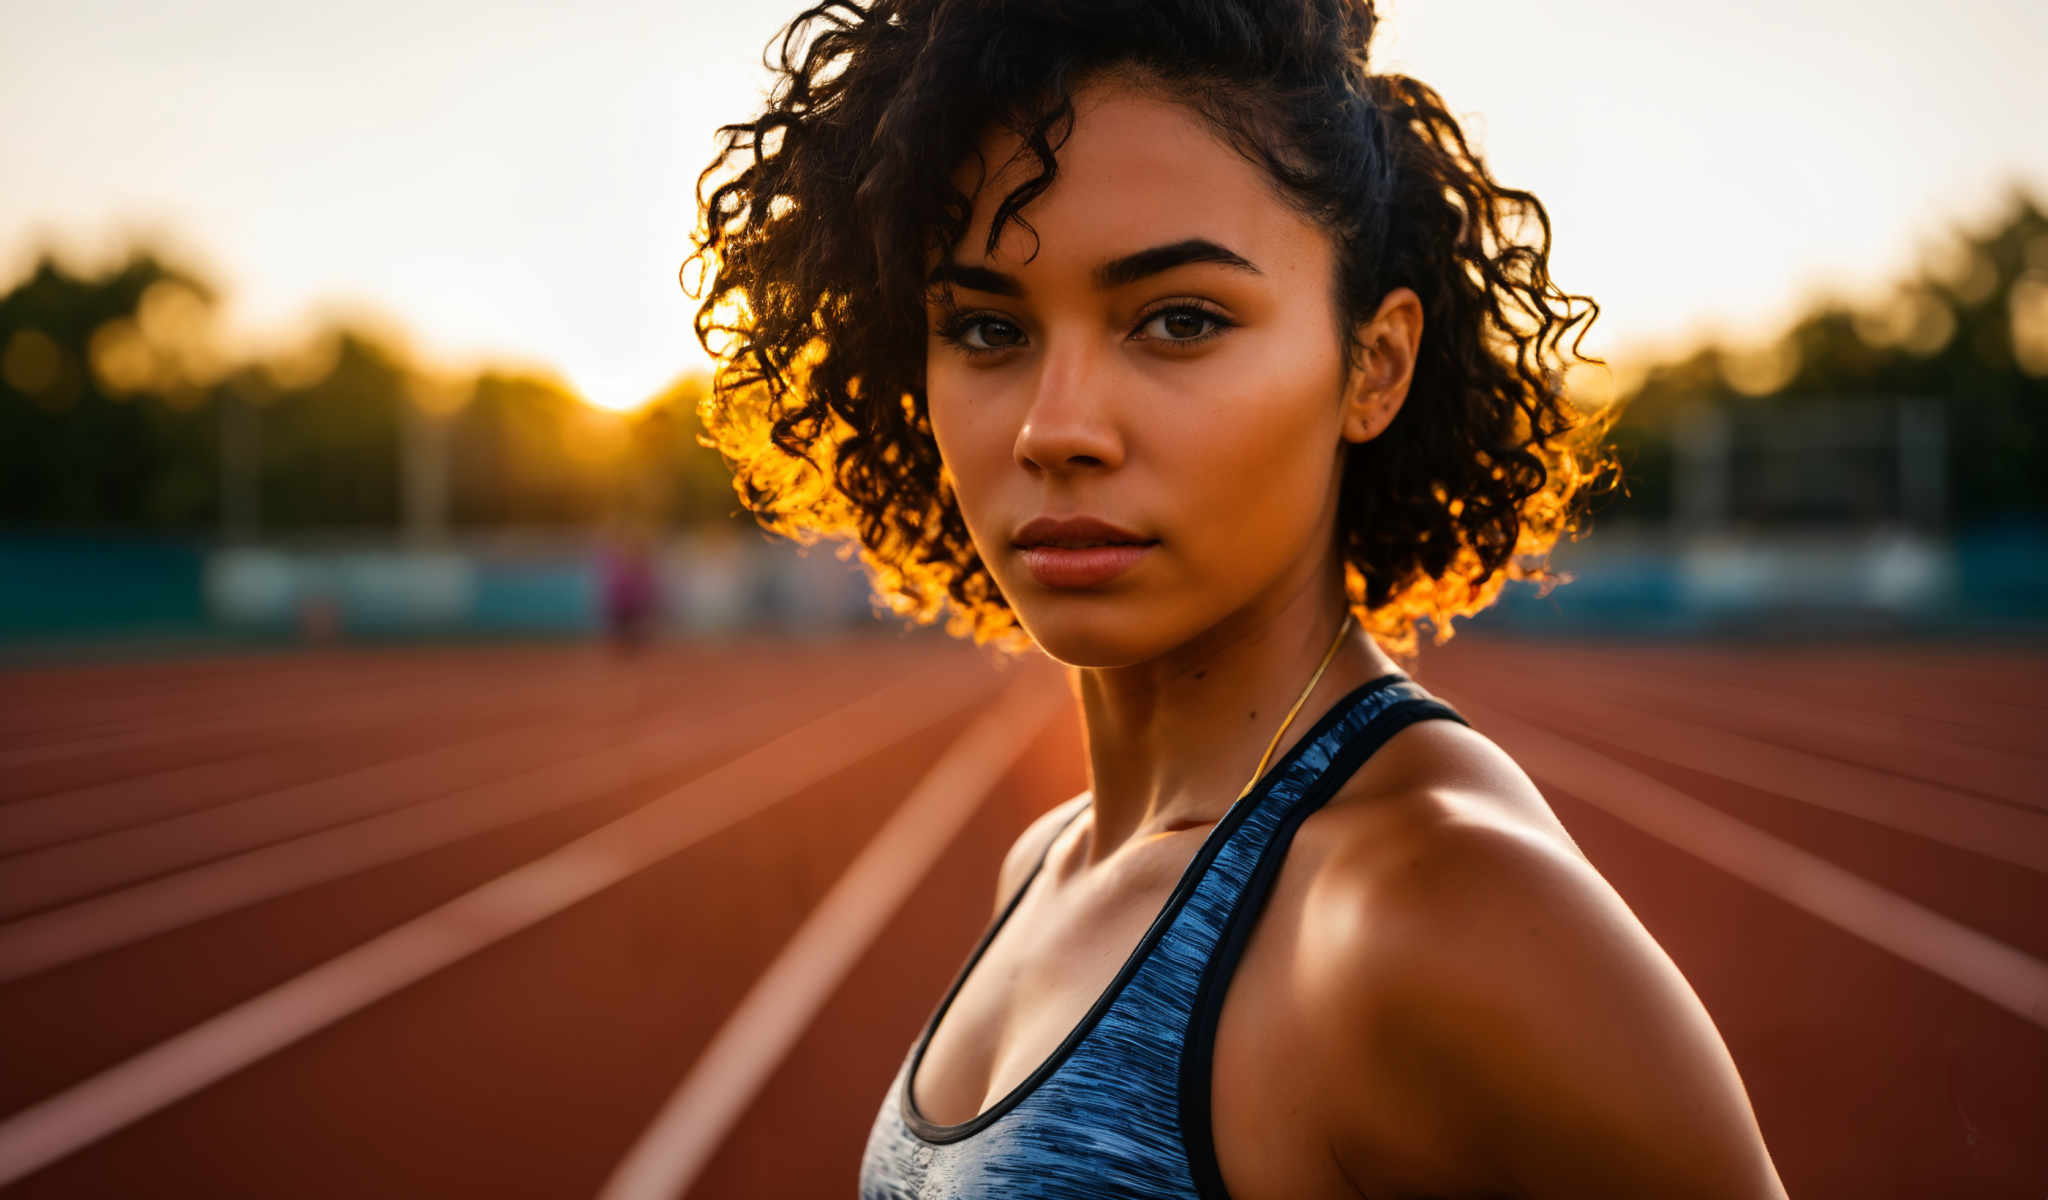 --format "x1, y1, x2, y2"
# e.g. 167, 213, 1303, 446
1339, 286, 1424, 444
